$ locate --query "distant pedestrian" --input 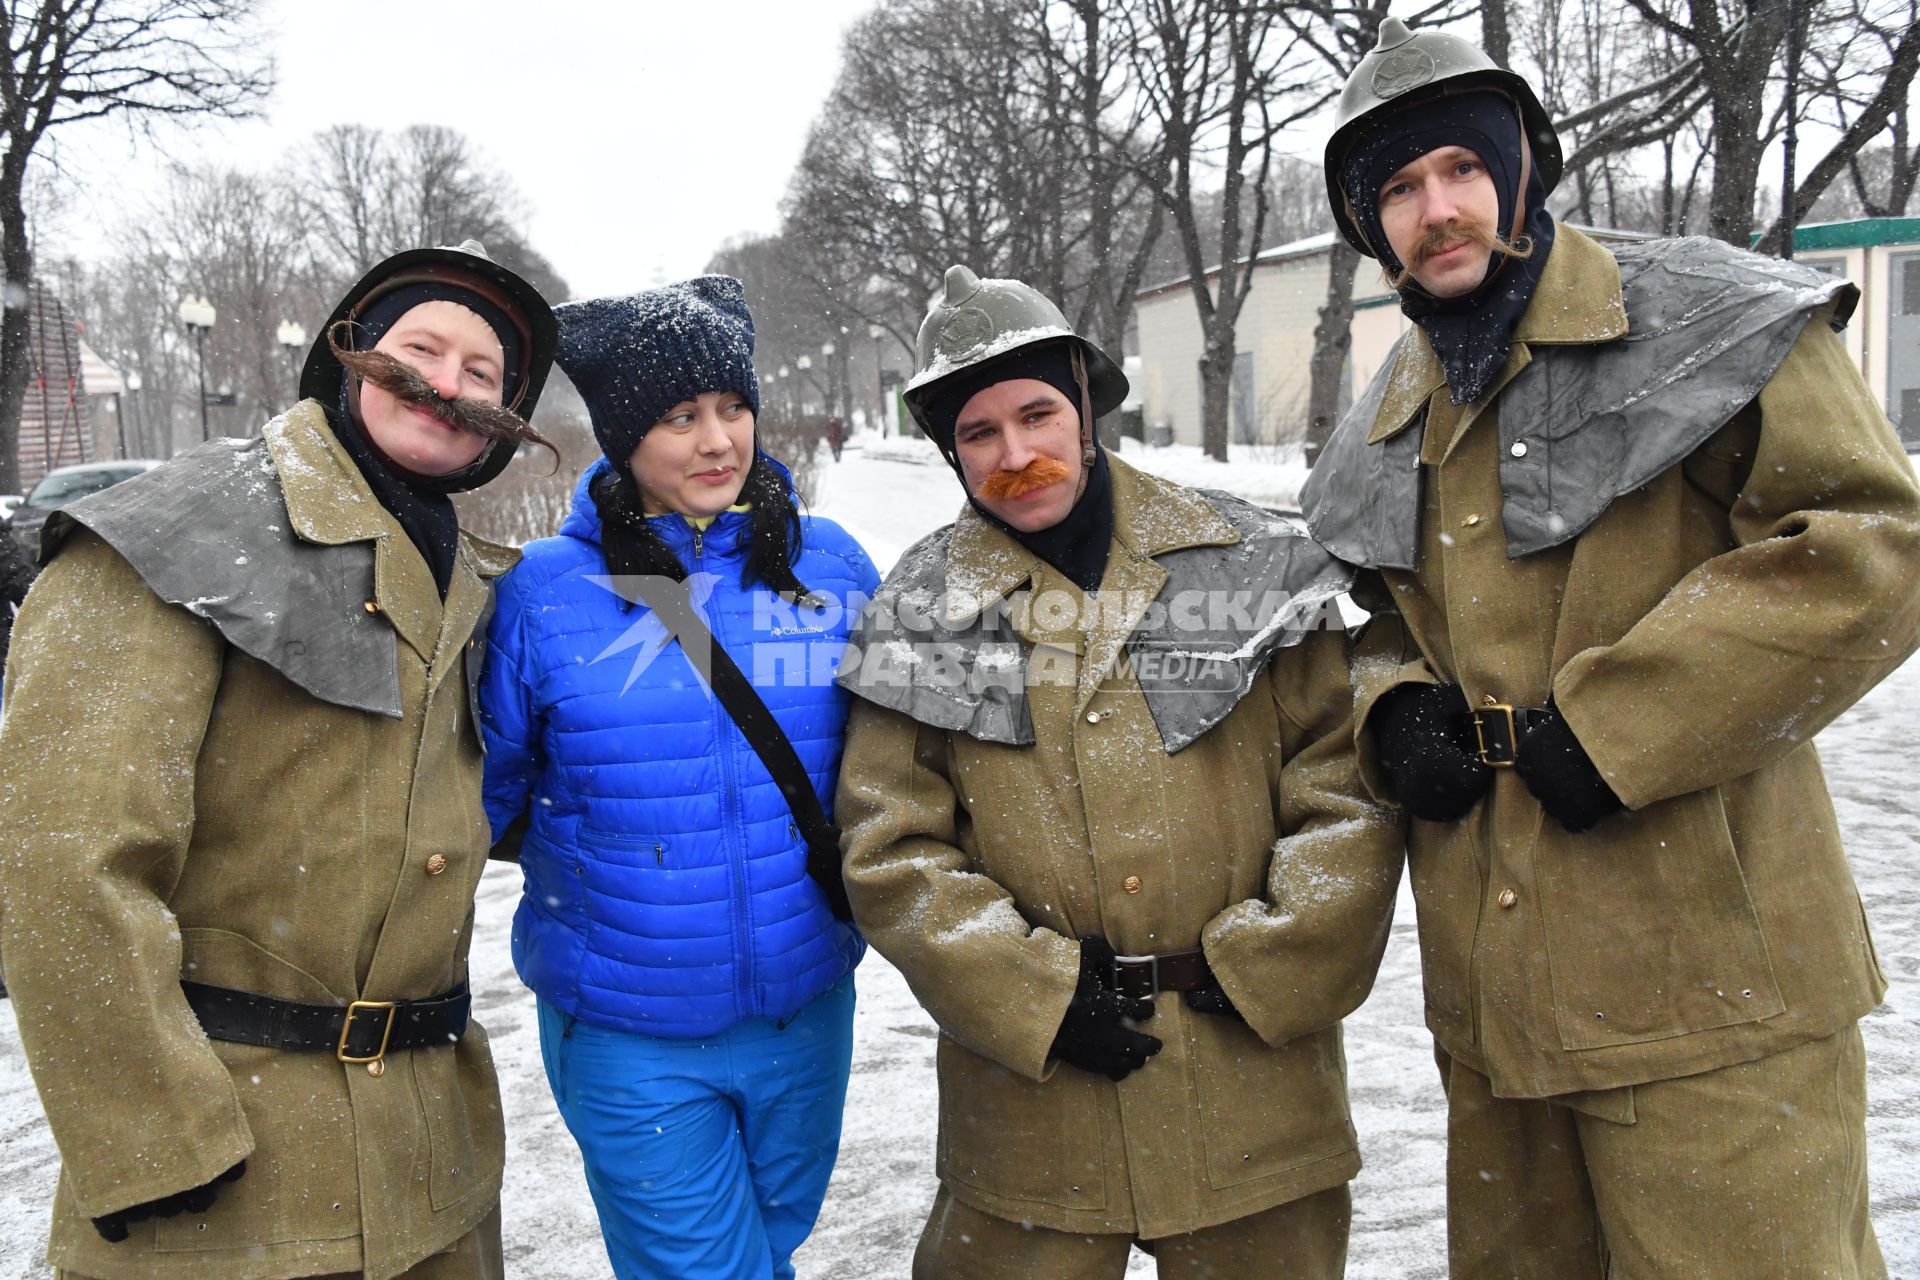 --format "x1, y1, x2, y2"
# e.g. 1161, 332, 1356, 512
480, 276, 879, 1280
